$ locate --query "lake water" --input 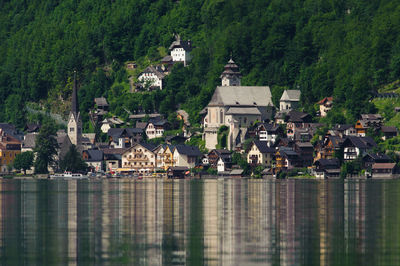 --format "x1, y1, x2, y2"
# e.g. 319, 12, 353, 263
0, 179, 399, 265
